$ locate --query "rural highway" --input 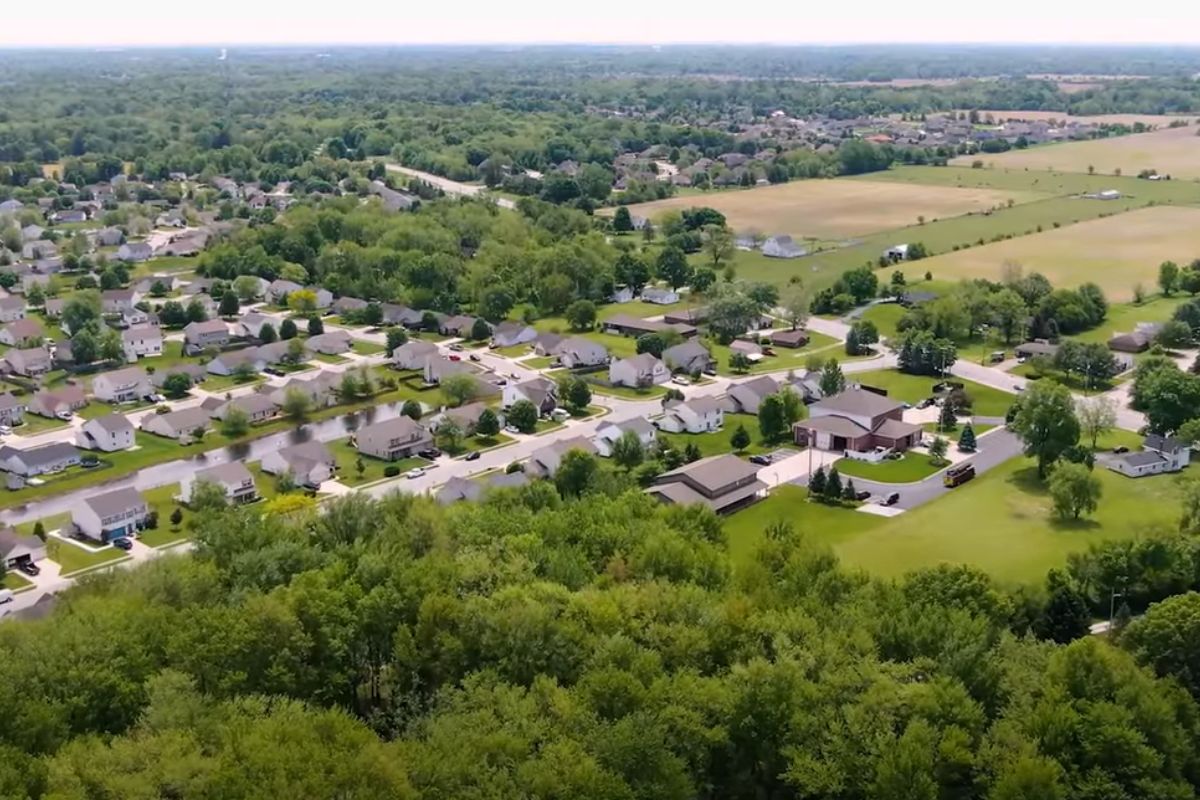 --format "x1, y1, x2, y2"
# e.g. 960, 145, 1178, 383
384, 164, 516, 209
